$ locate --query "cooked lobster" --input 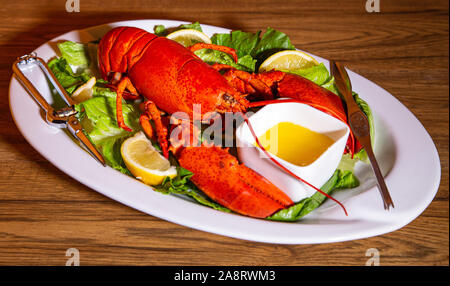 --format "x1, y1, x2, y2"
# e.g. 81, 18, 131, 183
98, 26, 354, 218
